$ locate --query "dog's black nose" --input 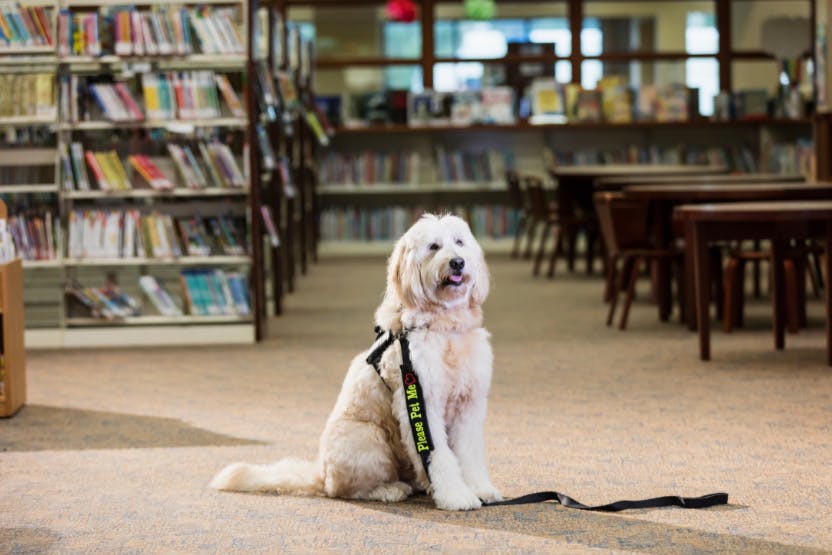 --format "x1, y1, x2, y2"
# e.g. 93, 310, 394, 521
450, 257, 465, 271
